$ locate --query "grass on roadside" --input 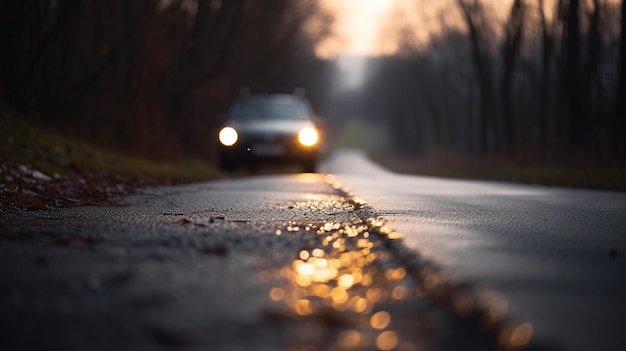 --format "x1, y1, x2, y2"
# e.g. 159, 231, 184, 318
1, 108, 223, 210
